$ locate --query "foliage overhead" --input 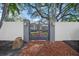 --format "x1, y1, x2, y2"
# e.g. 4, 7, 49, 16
0, 3, 79, 22
22, 3, 79, 22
